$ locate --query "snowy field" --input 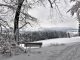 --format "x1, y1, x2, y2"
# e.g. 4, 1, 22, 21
19, 37, 80, 48
36, 37, 80, 47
